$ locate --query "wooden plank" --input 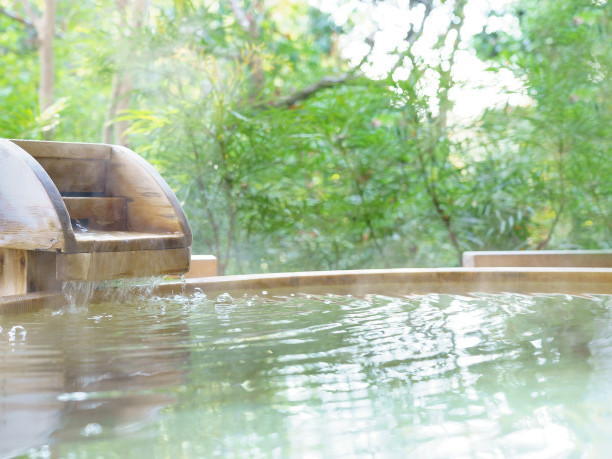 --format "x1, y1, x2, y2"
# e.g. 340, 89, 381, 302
63, 197, 127, 231
12, 140, 111, 159
184, 255, 218, 278
462, 250, 612, 268
153, 267, 612, 298
0, 249, 28, 296
37, 158, 106, 194
72, 230, 187, 252
0, 139, 70, 251
107, 145, 192, 240
0, 250, 60, 296
26, 251, 61, 293
56, 248, 191, 281
0, 291, 65, 315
